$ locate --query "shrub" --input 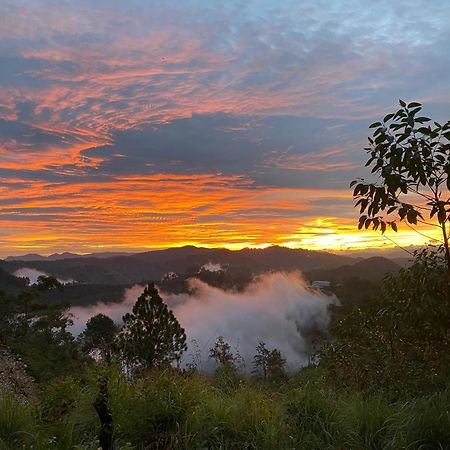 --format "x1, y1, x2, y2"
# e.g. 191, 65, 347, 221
321, 248, 450, 398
